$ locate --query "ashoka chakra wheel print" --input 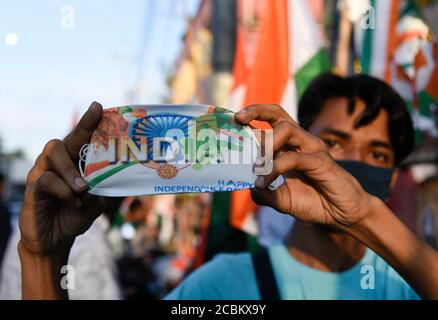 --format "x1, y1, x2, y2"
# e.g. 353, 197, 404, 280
129, 113, 193, 162
158, 164, 178, 179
